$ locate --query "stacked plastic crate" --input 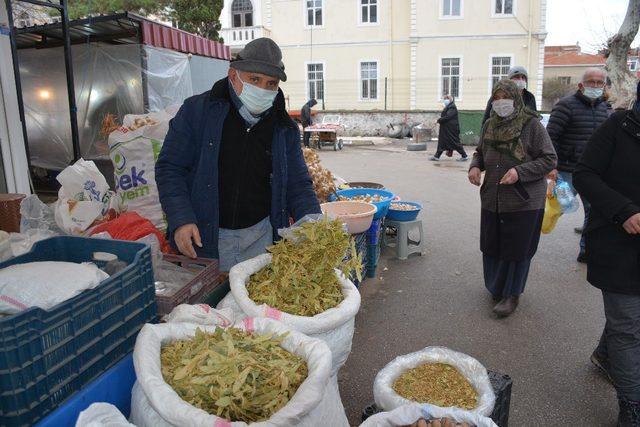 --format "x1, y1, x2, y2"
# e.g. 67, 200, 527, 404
366, 219, 382, 278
